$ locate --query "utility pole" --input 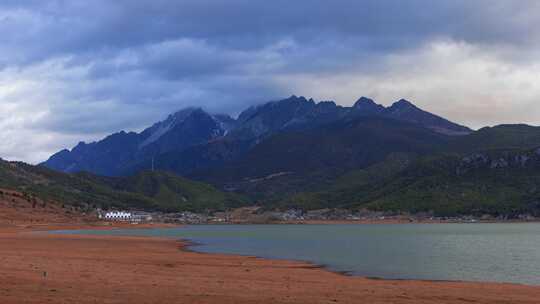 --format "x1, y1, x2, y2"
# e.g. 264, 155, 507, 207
151, 157, 155, 172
